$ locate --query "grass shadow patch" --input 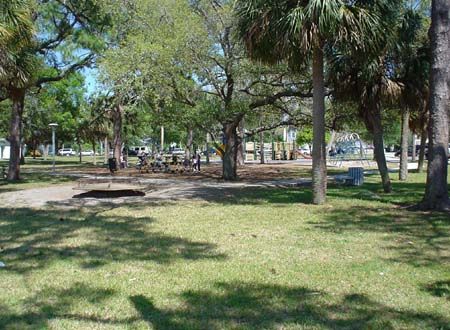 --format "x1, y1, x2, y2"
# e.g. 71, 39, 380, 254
0, 207, 226, 274
313, 204, 450, 267
0, 283, 123, 330
130, 282, 450, 330
424, 280, 450, 300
